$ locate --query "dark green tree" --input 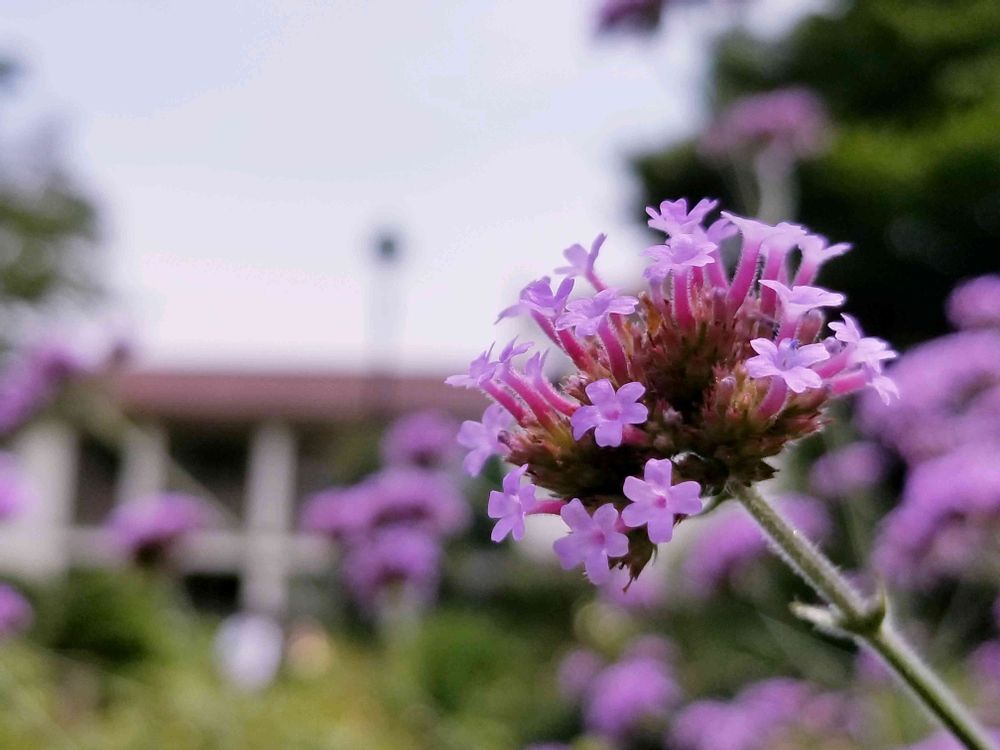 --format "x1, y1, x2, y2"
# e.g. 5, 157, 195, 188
0, 60, 100, 333
633, 0, 1000, 345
